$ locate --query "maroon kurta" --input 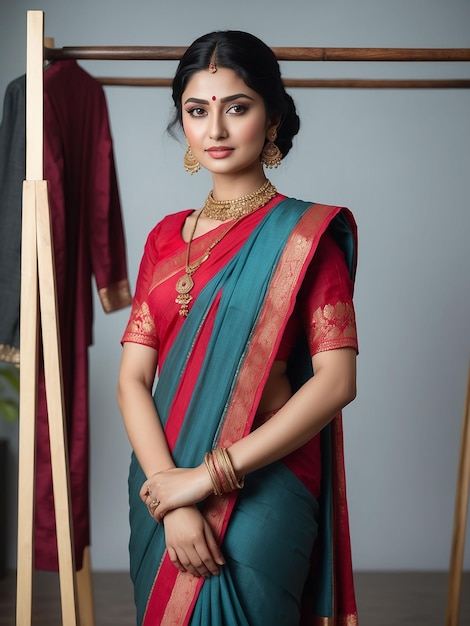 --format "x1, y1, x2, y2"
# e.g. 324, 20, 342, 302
34, 60, 131, 570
